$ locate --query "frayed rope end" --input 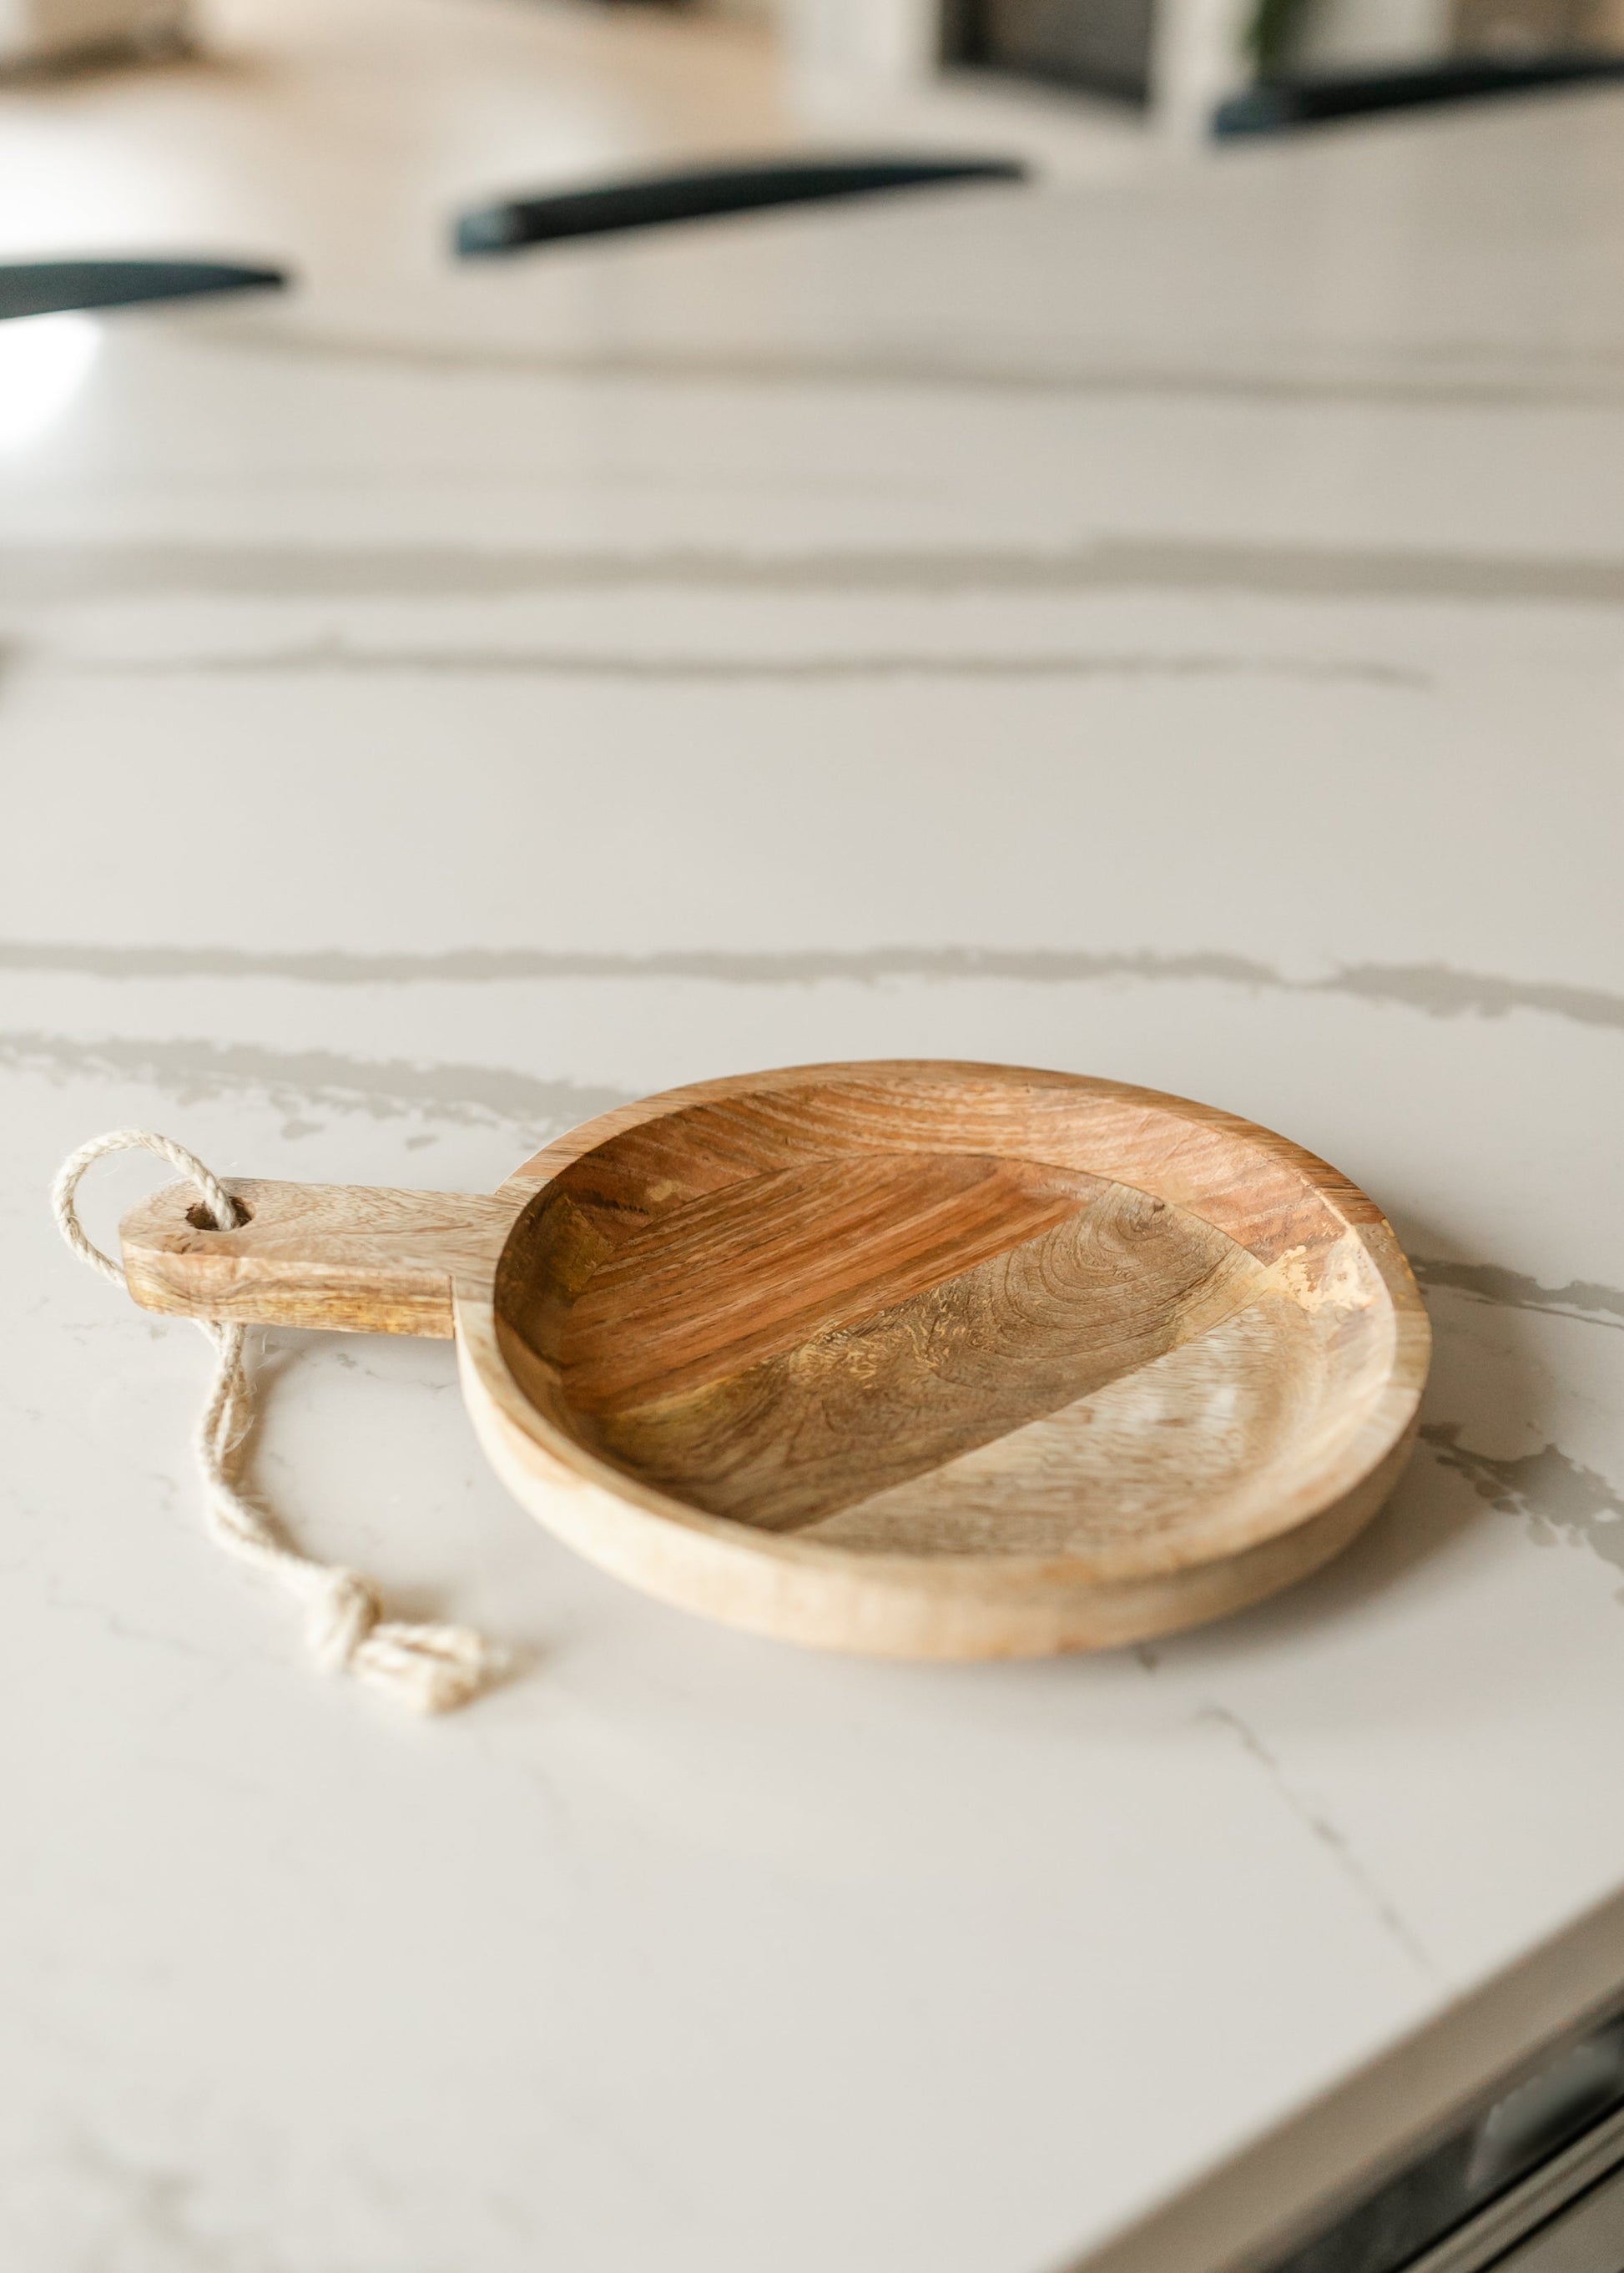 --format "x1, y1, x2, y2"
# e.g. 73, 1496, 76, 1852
308, 1570, 509, 1715
53, 1129, 508, 1718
